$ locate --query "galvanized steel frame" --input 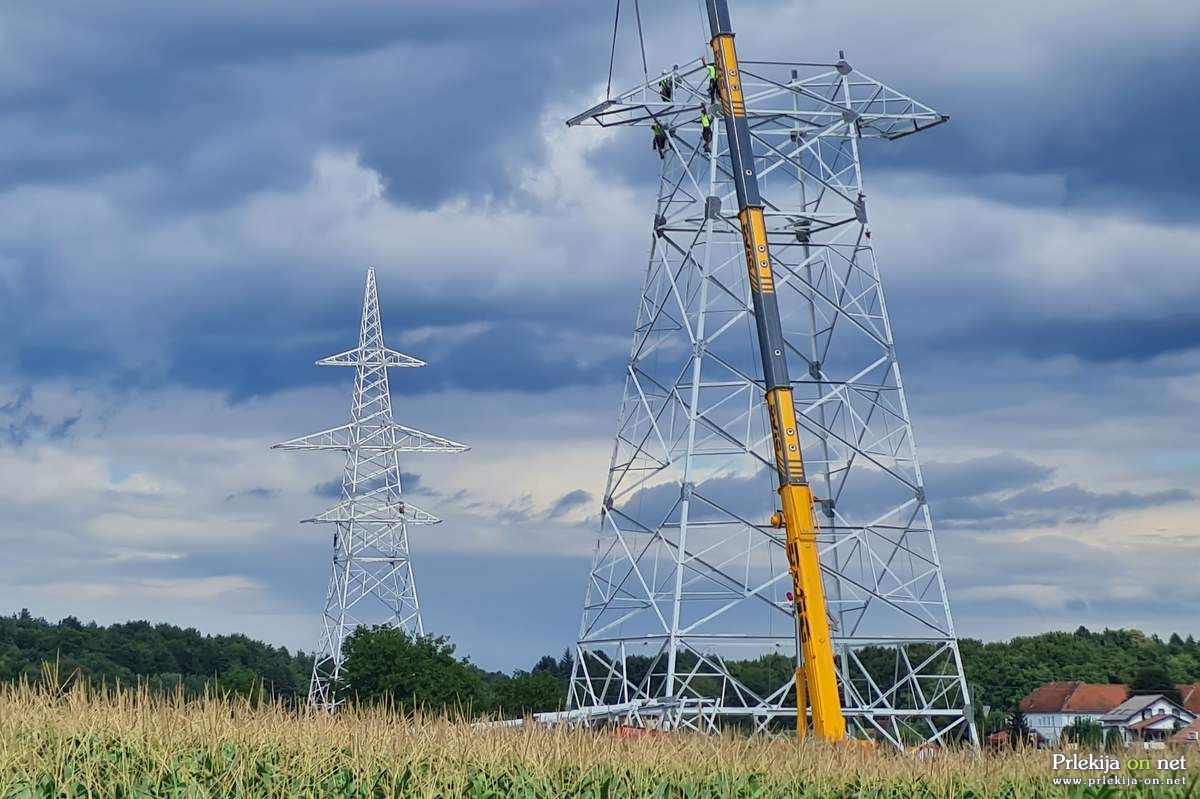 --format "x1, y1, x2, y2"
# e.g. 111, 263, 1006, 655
566, 58, 975, 747
273, 268, 468, 709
